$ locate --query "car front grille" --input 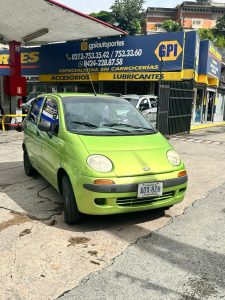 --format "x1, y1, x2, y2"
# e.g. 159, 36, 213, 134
116, 191, 175, 207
